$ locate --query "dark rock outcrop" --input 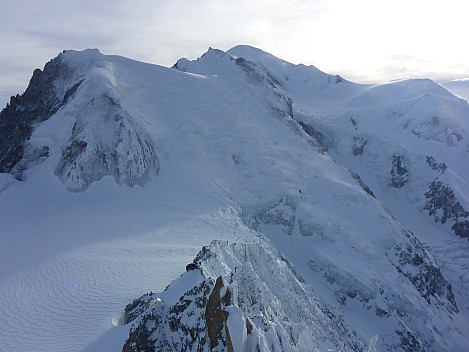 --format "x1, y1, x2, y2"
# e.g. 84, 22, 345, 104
0, 54, 81, 175
352, 136, 367, 156
424, 180, 469, 239
425, 156, 447, 174
123, 278, 213, 352
235, 56, 281, 88
205, 277, 234, 352
390, 229, 458, 312
389, 154, 408, 188
350, 170, 375, 198
297, 120, 328, 152
0, 54, 87, 182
